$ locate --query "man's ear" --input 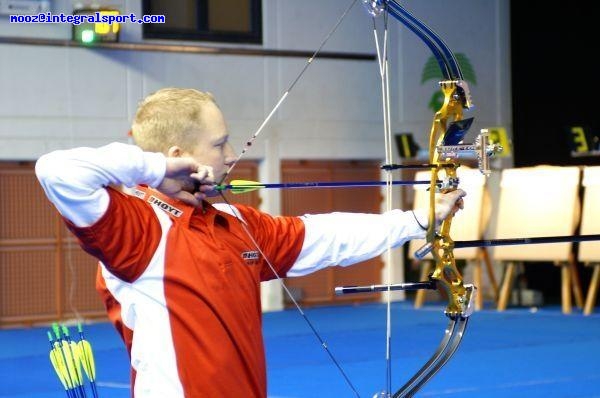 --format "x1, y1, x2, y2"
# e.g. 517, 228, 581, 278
167, 146, 183, 157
